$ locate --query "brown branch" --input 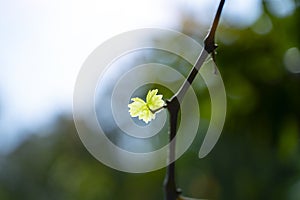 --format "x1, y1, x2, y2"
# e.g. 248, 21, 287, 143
163, 1, 225, 200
